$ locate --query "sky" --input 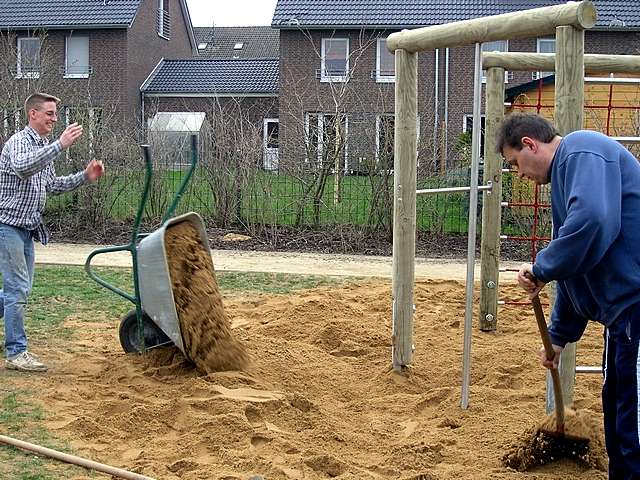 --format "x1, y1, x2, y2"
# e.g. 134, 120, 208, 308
186, 0, 279, 27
